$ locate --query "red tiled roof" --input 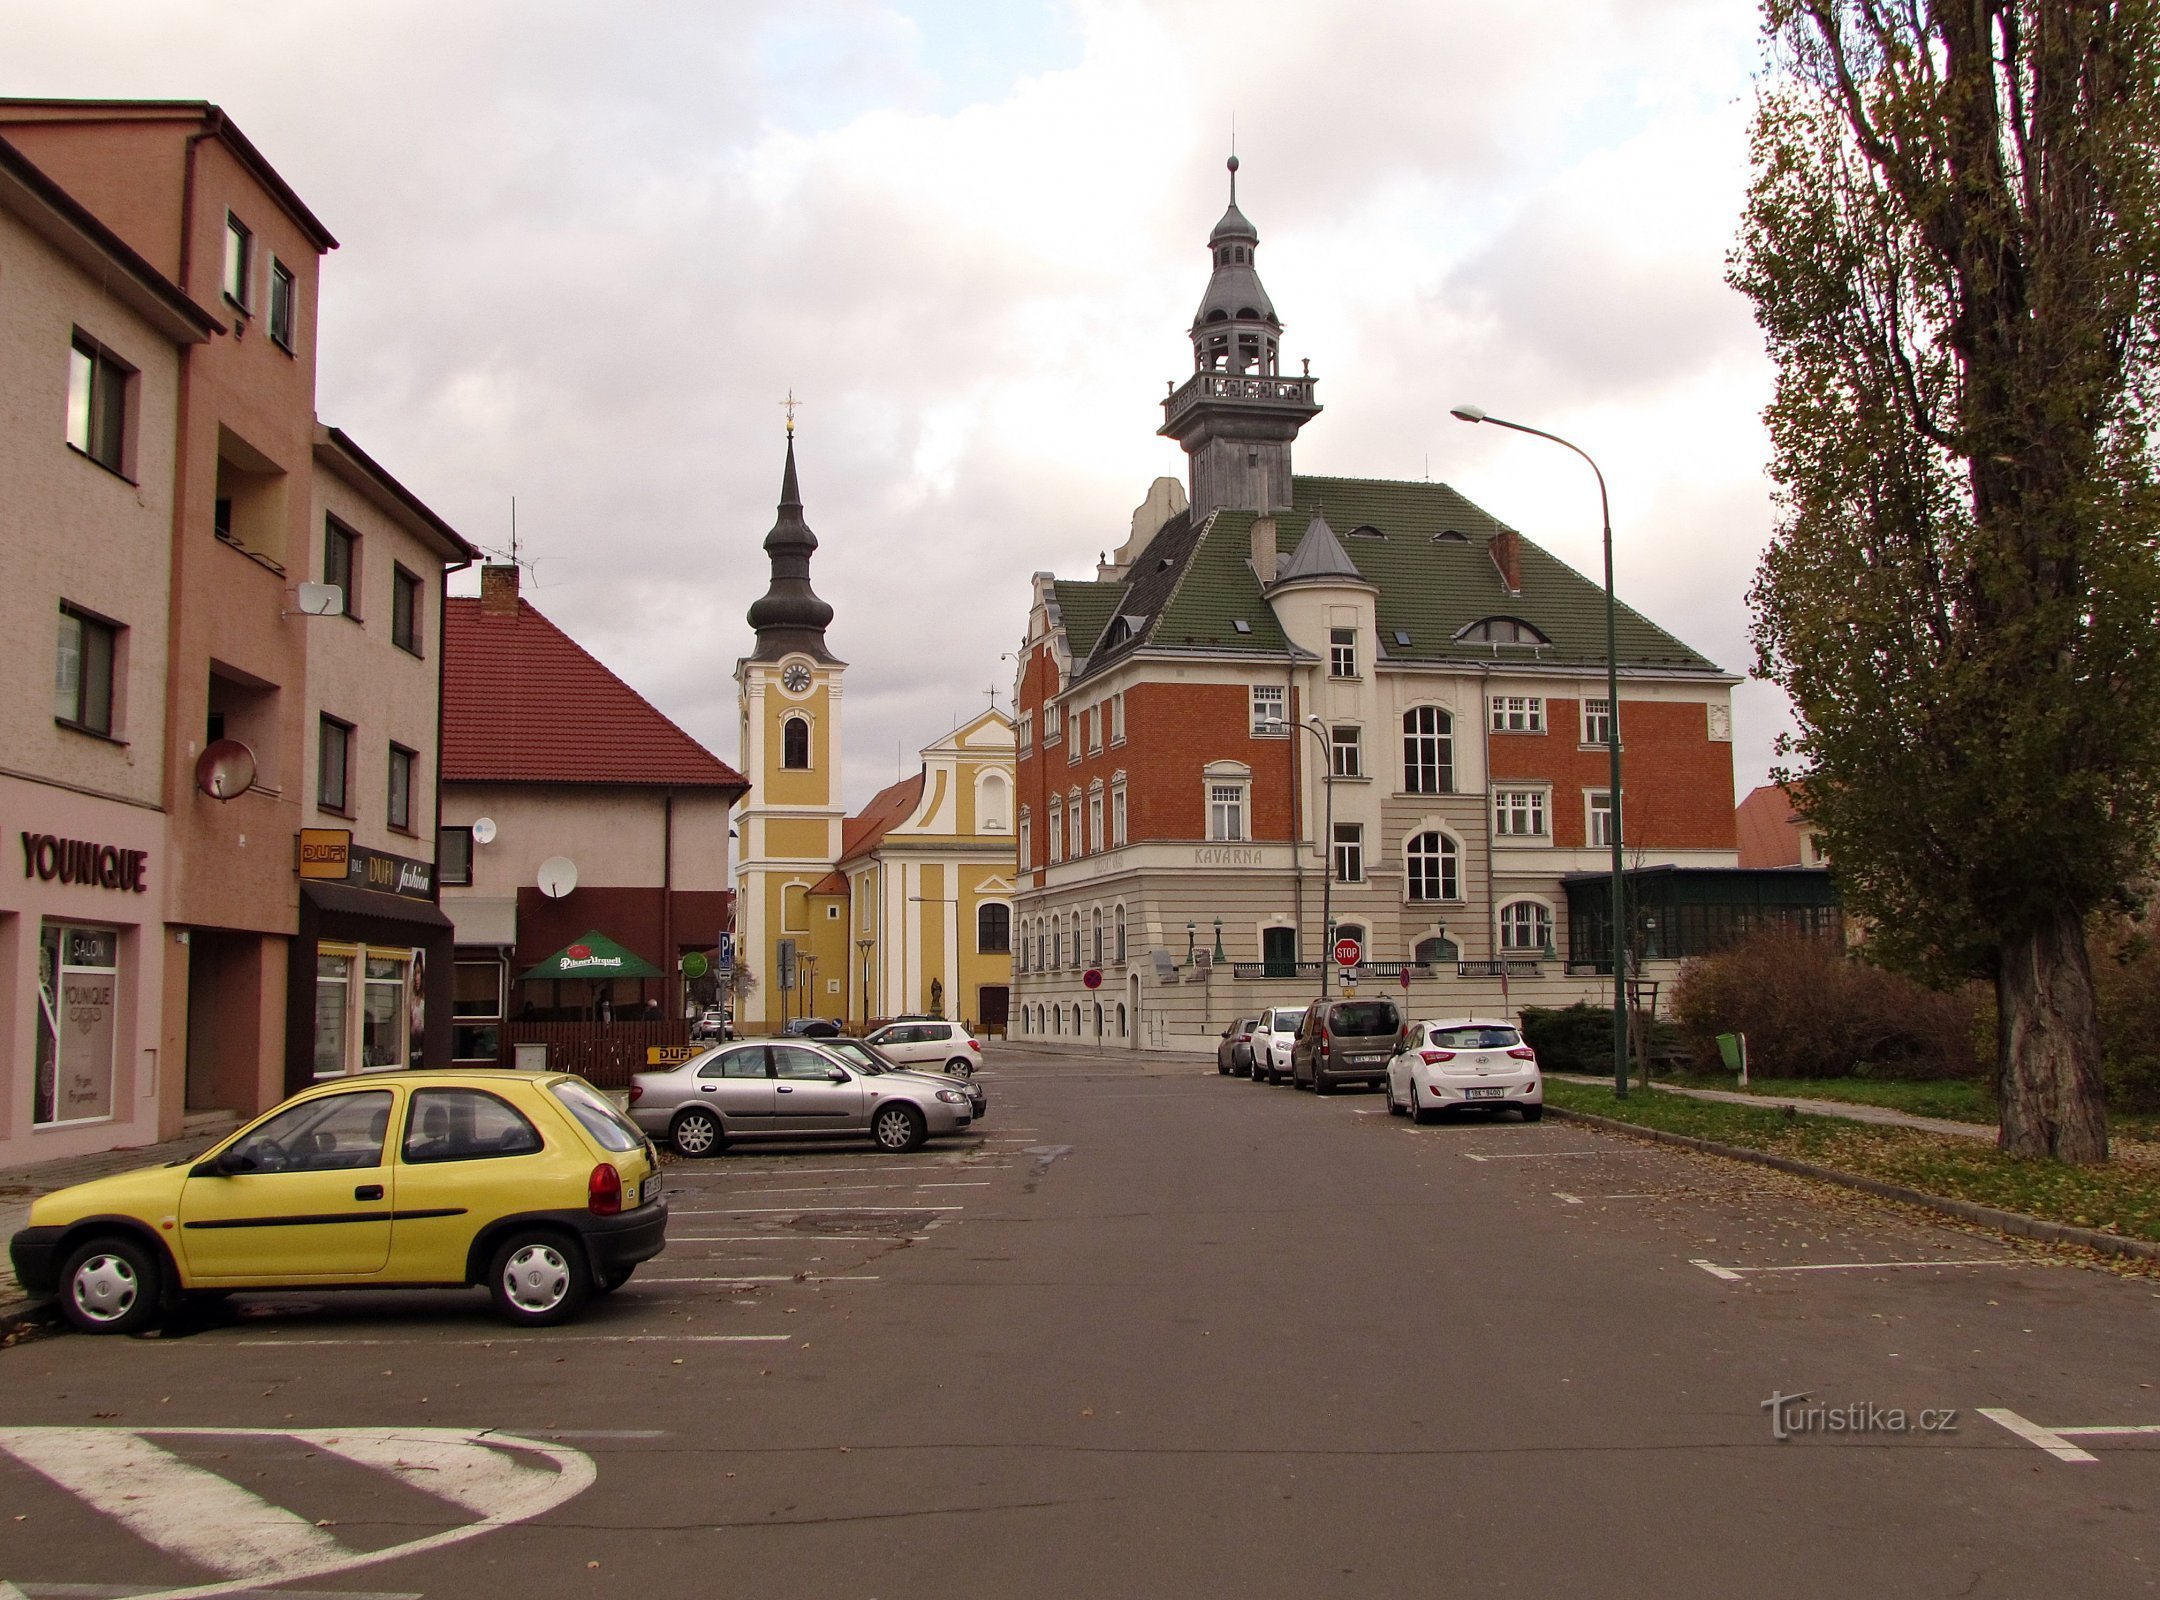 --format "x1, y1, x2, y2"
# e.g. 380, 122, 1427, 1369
443, 597, 747, 790
839, 771, 924, 863
1736, 782, 1805, 868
